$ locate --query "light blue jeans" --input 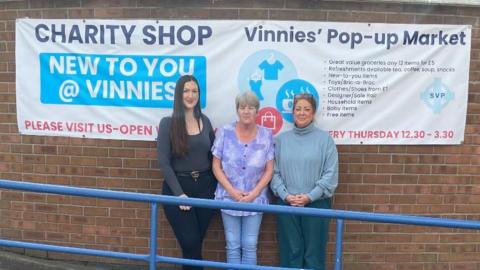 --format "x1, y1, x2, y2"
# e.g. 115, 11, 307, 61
221, 212, 263, 266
